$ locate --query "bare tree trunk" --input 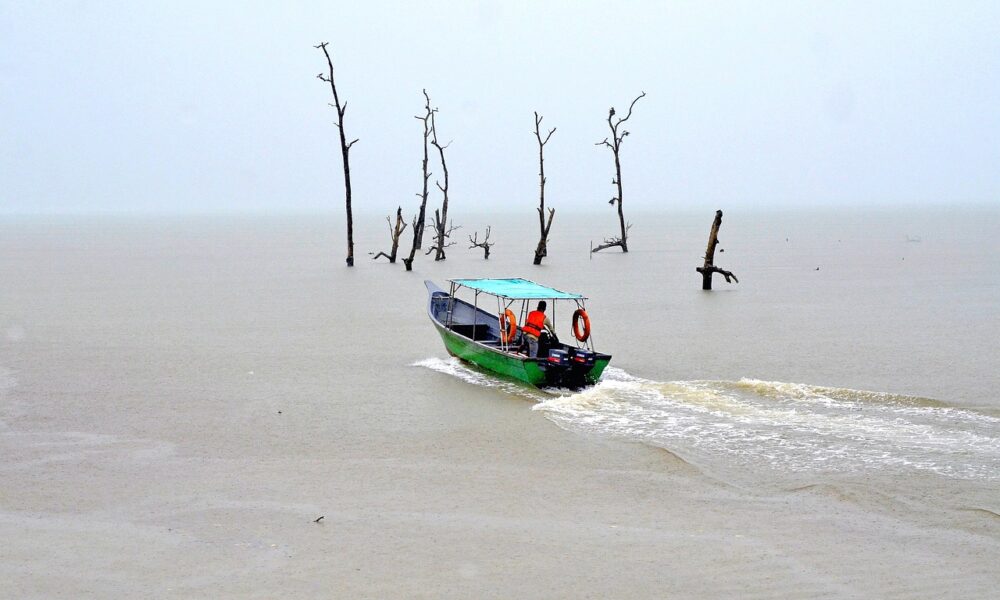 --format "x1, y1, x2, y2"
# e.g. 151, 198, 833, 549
696, 209, 739, 290
315, 42, 358, 267
532, 112, 556, 265
403, 91, 436, 272
593, 92, 645, 253
372, 206, 407, 263
402, 212, 418, 271
613, 149, 626, 251
427, 109, 455, 261
413, 90, 433, 249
